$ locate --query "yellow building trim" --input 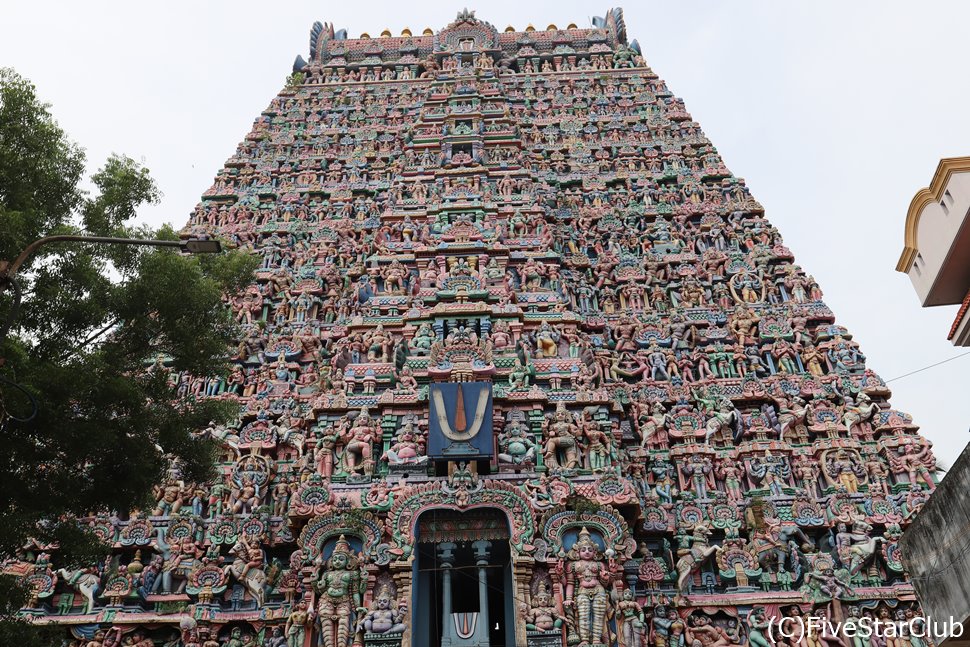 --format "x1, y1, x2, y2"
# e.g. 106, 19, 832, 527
897, 156, 970, 272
